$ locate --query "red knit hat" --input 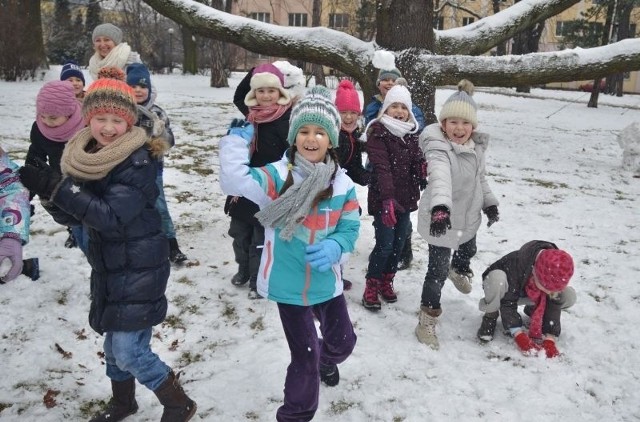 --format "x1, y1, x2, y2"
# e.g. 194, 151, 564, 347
534, 249, 574, 292
335, 79, 361, 114
82, 78, 138, 127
